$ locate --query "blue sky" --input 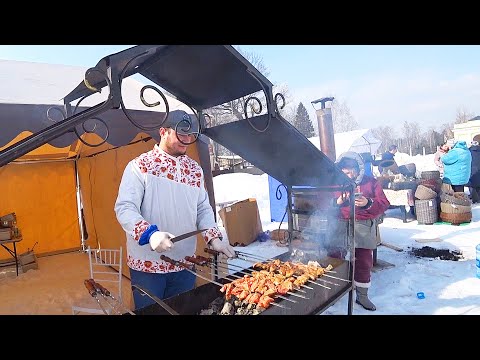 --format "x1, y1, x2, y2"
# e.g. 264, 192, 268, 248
1, 45, 479, 134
